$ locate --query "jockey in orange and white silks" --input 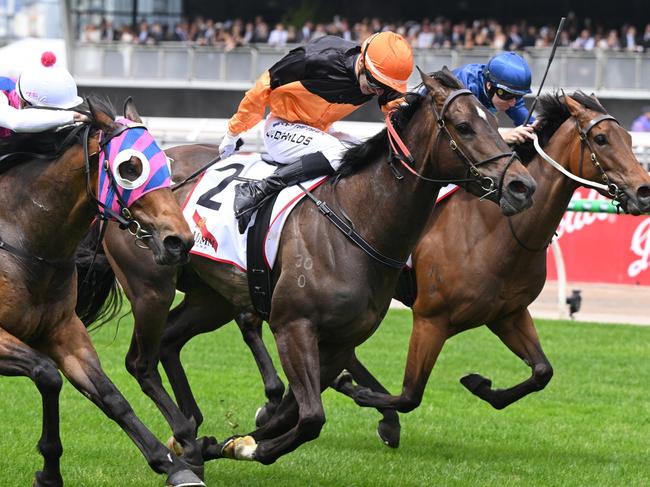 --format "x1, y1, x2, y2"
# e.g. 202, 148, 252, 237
218, 32, 414, 232
0, 52, 87, 138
